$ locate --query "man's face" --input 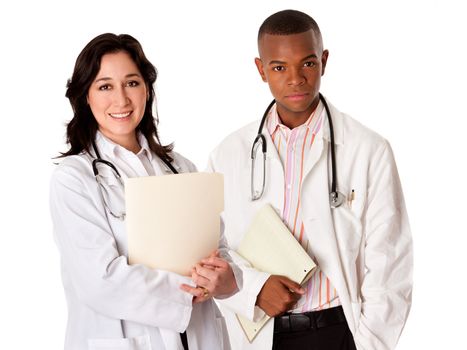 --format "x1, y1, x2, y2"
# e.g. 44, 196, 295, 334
255, 30, 328, 128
